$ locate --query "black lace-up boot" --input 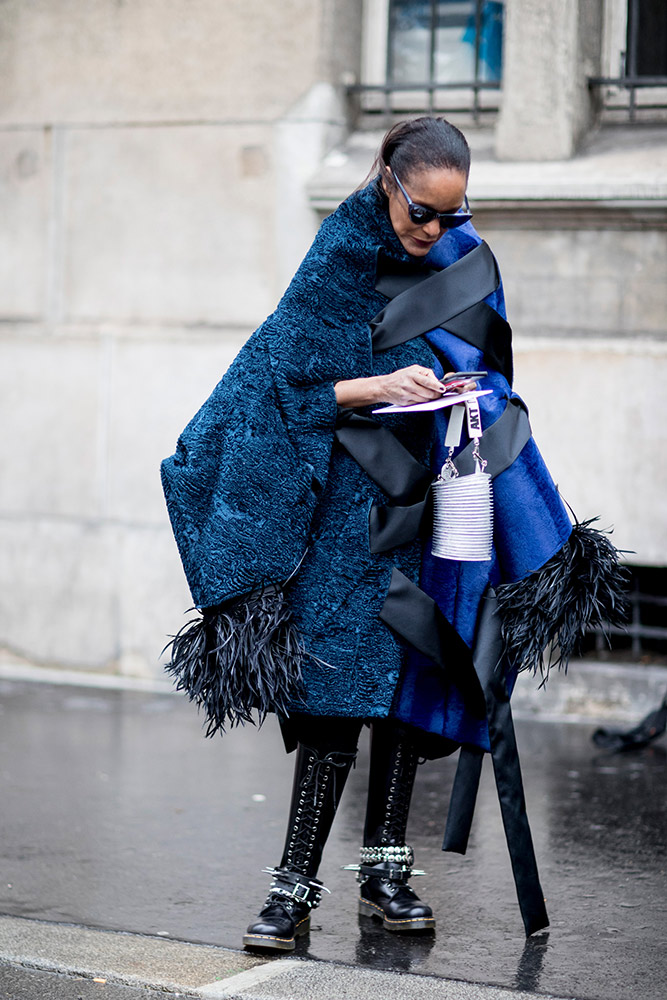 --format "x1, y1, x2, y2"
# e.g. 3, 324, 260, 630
243, 741, 357, 951
352, 722, 435, 932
